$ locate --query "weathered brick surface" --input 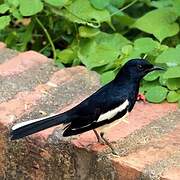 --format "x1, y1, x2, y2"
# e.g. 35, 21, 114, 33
0, 43, 179, 180
161, 166, 180, 180
0, 51, 48, 76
